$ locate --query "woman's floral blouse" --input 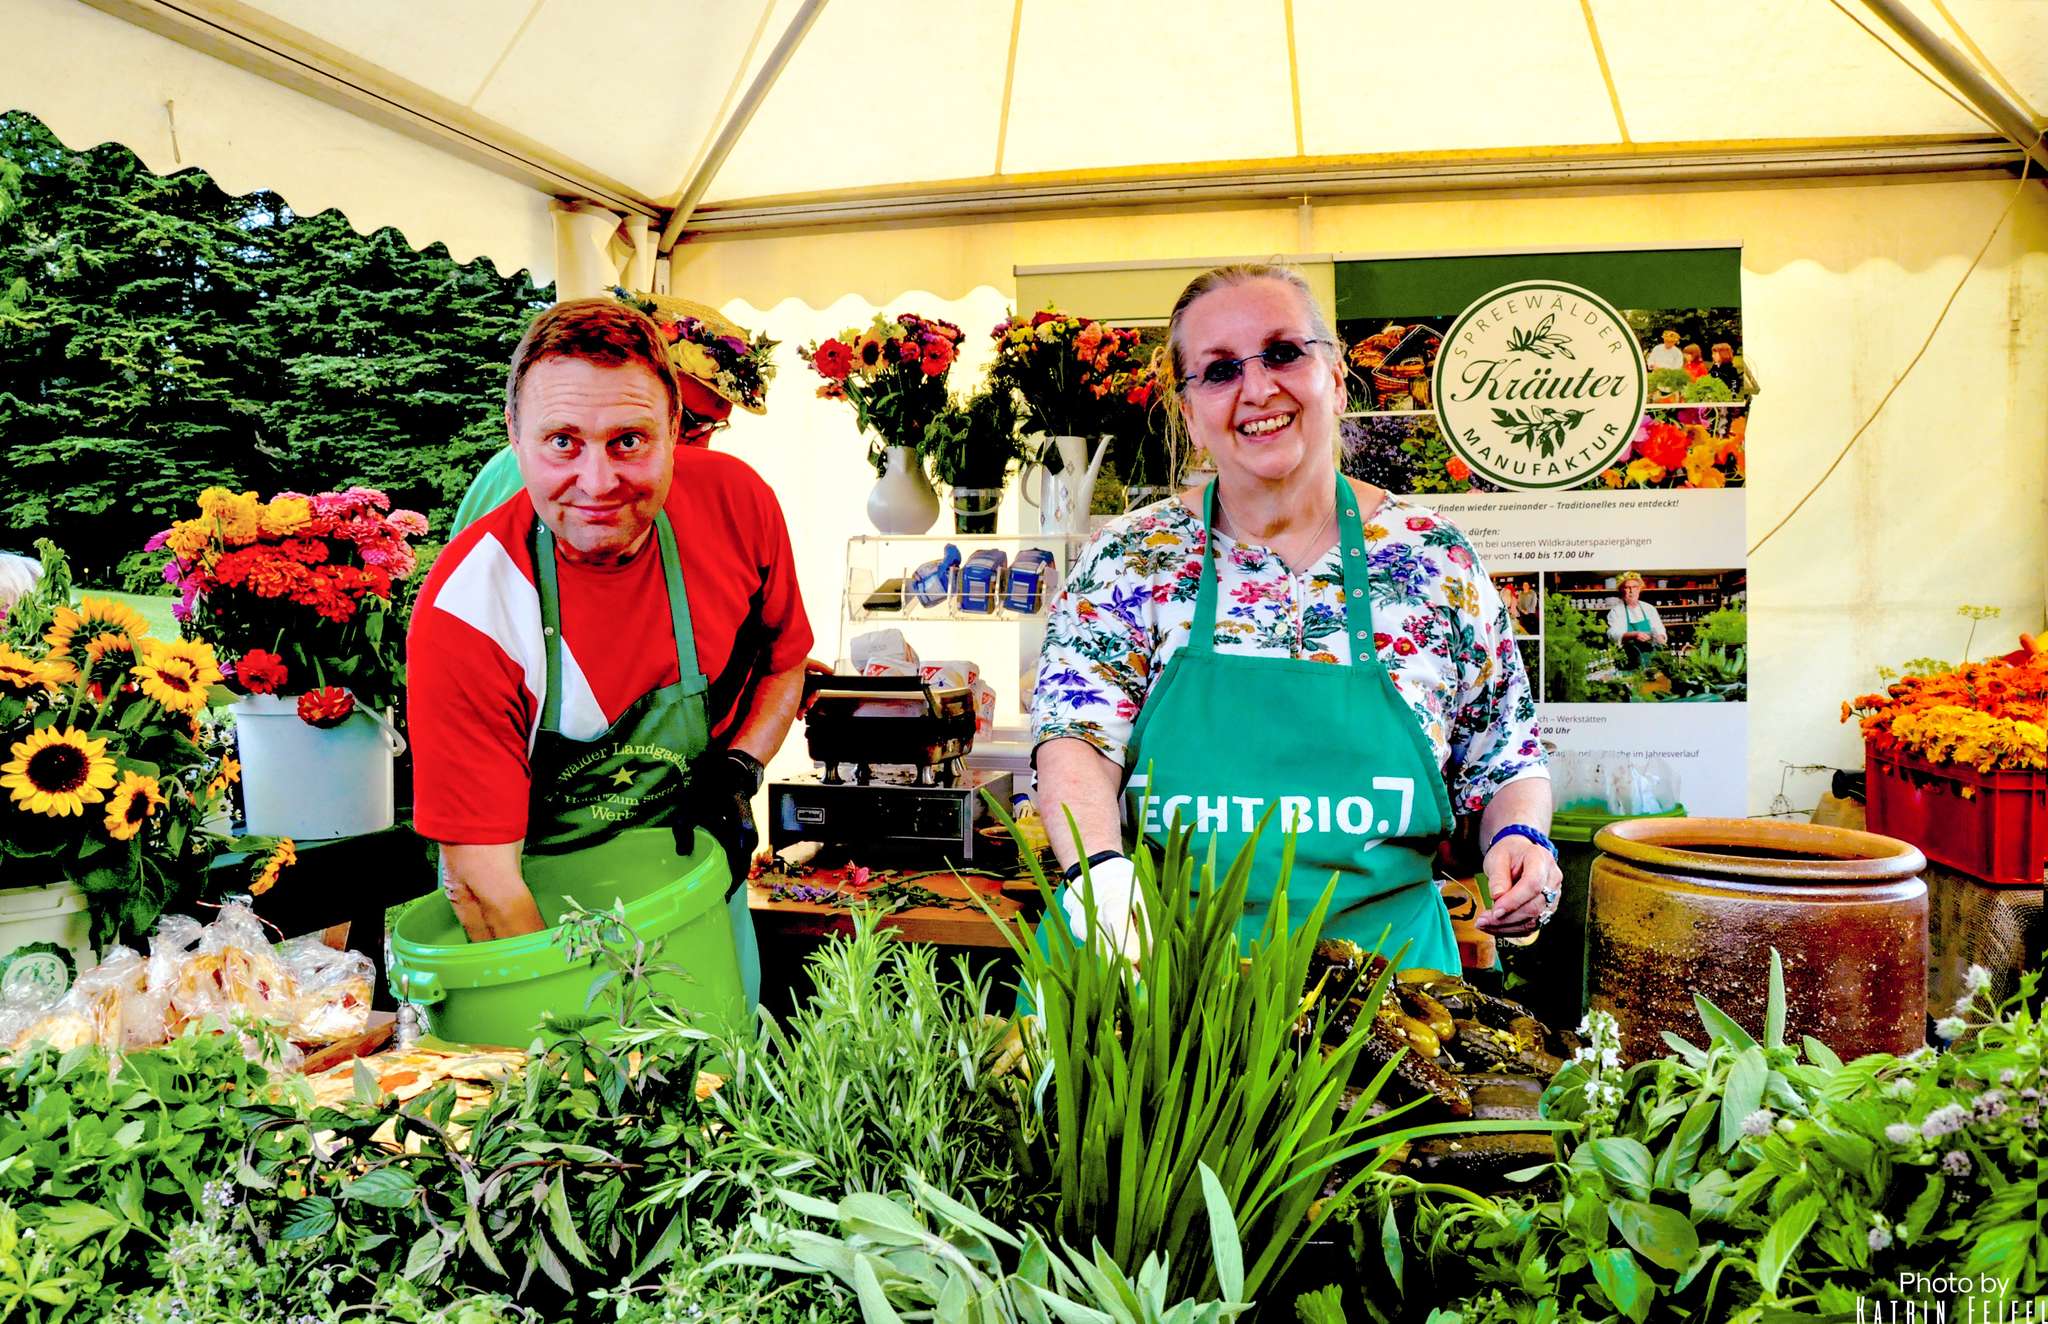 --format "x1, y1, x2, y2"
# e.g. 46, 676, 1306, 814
1030, 490, 1546, 812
